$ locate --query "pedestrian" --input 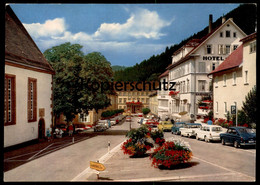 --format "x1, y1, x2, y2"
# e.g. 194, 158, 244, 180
68, 124, 73, 136
46, 128, 51, 142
